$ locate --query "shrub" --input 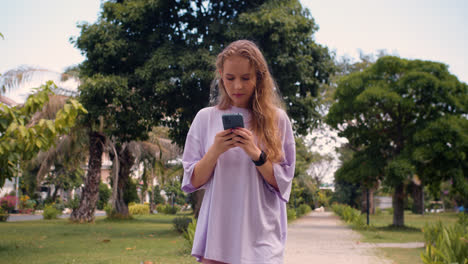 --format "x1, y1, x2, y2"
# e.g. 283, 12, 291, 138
421, 220, 468, 264
183, 218, 197, 248
332, 203, 367, 229
297, 204, 312, 217
0, 195, 17, 211
164, 204, 180, 215
155, 204, 165, 213
98, 182, 111, 210
103, 203, 133, 220
43, 205, 60, 220
156, 204, 180, 214
104, 203, 115, 218
52, 201, 65, 213
0, 207, 9, 222
66, 197, 80, 210
287, 208, 296, 221
129, 204, 150, 215
173, 217, 193, 233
